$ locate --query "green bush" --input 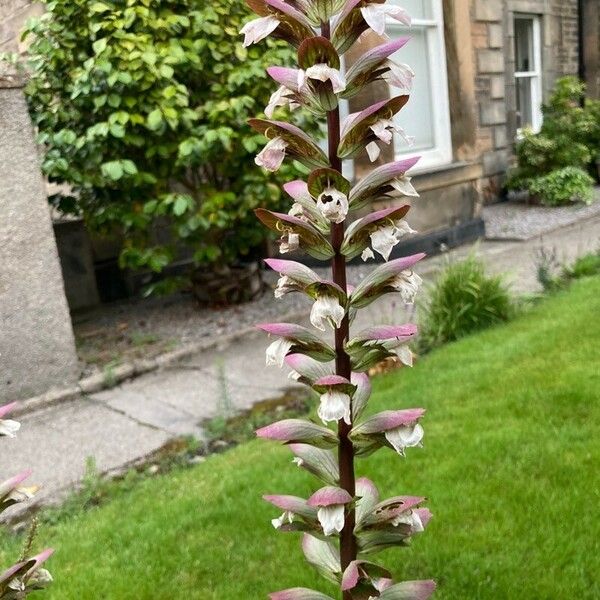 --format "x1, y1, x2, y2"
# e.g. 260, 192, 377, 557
507, 129, 591, 190
527, 166, 594, 206
24, 0, 311, 286
419, 255, 514, 352
507, 77, 600, 198
535, 246, 600, 293
567, 251, 600, 279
